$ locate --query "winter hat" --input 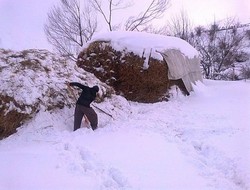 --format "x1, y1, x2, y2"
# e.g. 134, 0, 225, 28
92, 85, 99, 92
